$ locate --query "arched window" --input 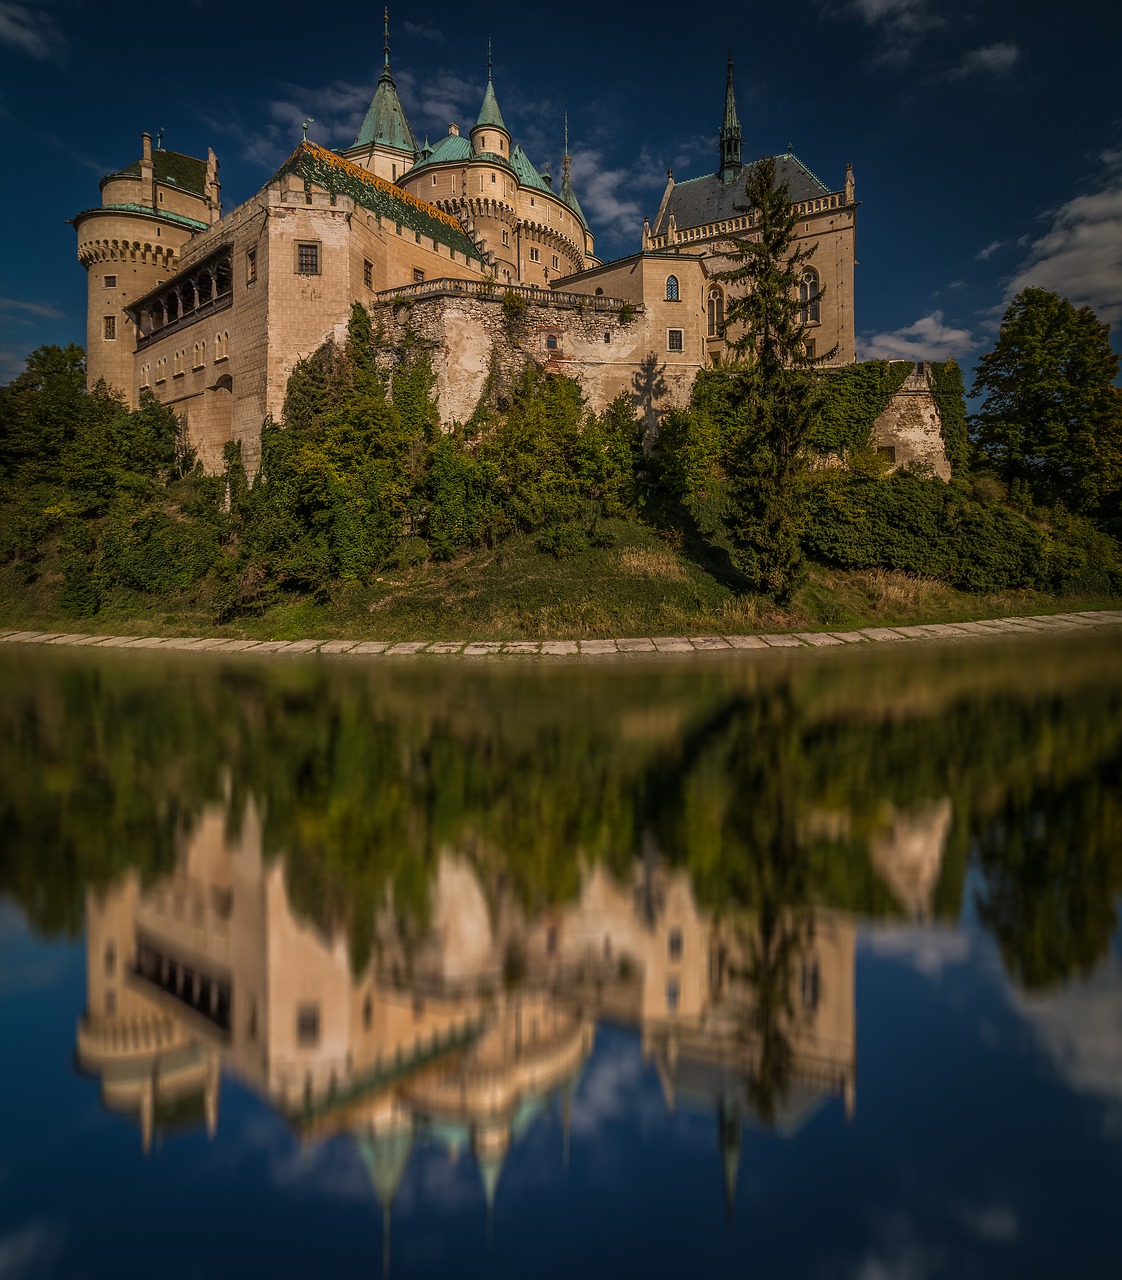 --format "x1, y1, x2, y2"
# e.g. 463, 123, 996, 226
799, 268, 820, 324
707, 287, 724, 338
546, 333, 558, 351
665, 274, 679, 302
